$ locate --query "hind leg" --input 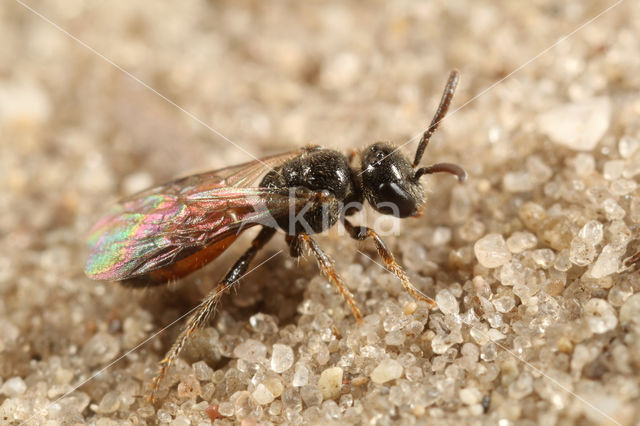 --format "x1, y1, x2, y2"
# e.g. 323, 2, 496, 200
149, 227, 276, 402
